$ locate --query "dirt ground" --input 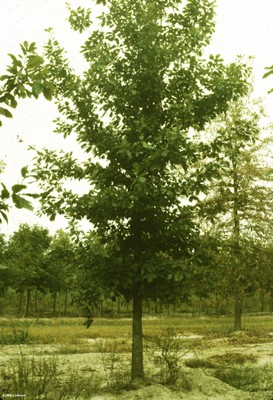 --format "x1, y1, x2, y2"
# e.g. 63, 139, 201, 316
1, 331, 273, 399
90, 379, 251, 400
